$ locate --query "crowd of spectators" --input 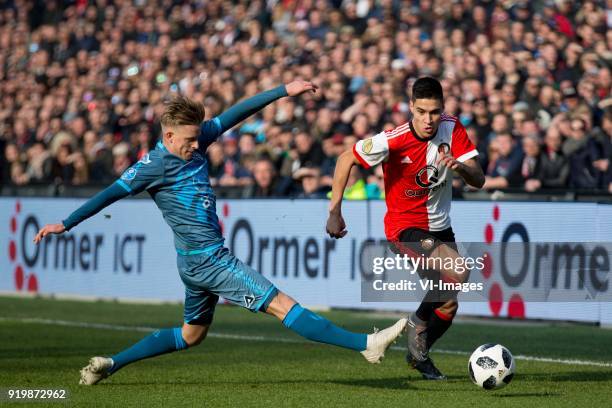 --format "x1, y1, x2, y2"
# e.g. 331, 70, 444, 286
1, 0, 611, 198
